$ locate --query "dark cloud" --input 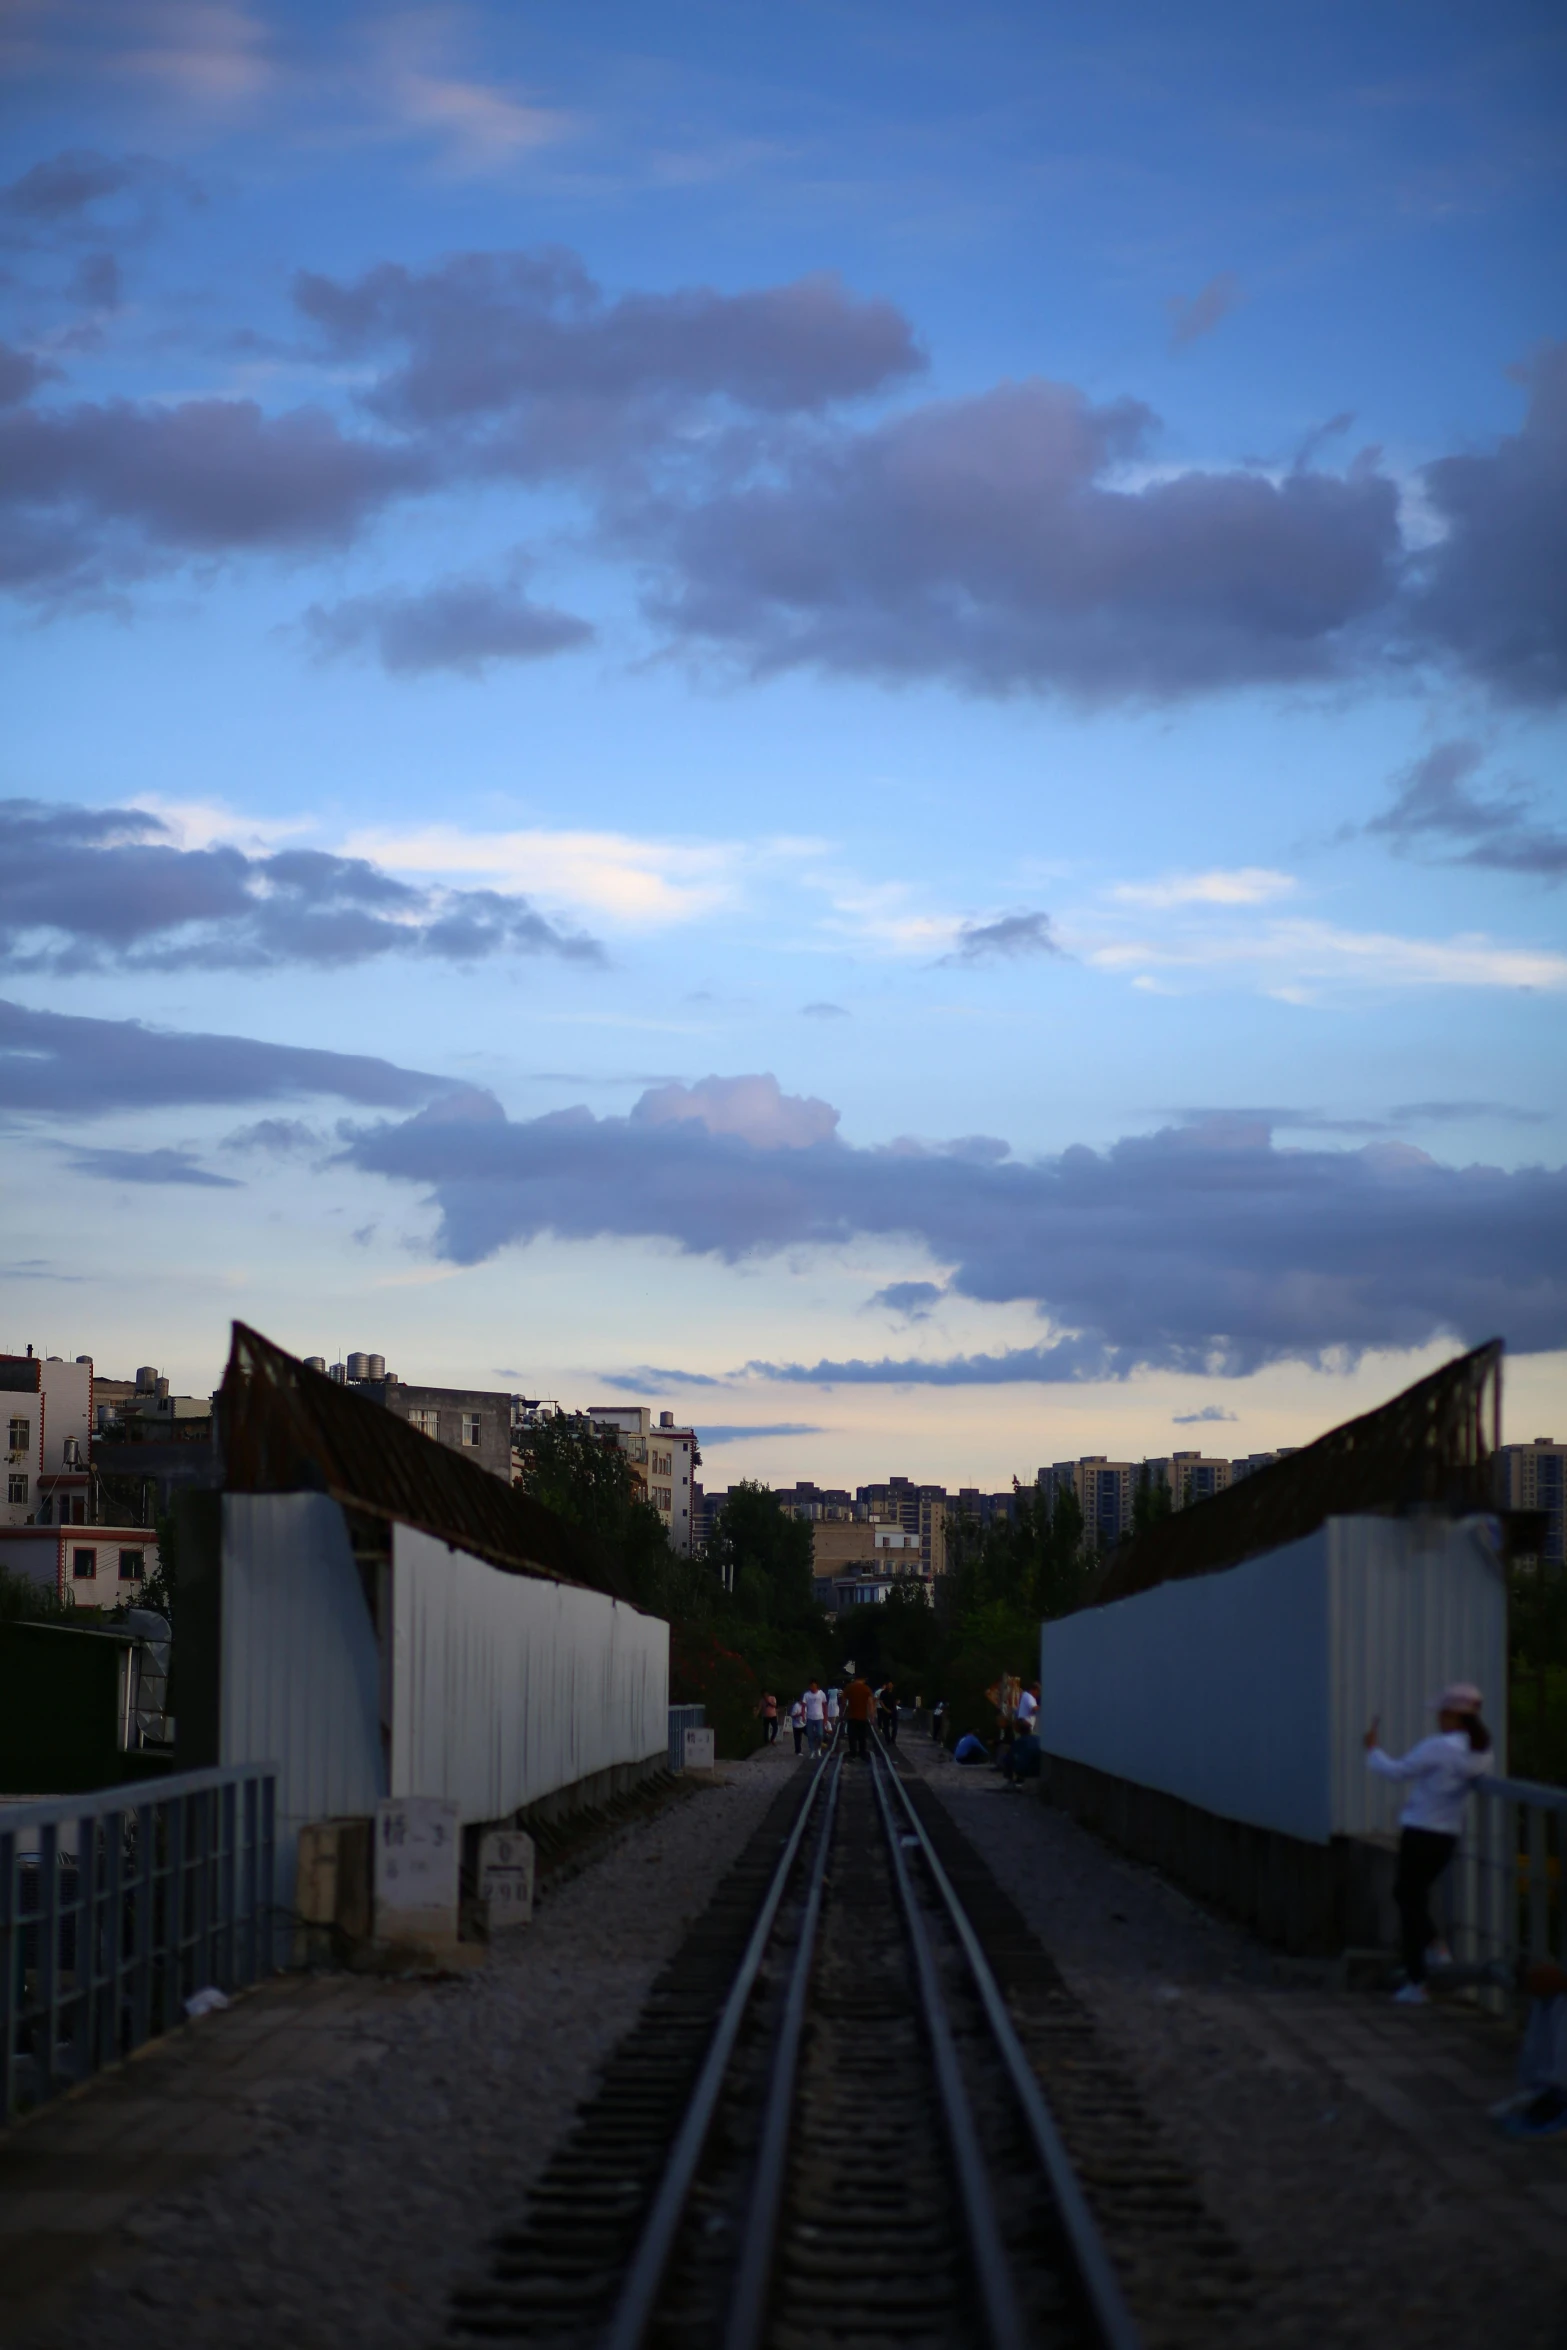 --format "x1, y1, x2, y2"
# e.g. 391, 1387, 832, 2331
802, 1001, 849, 1018
70, 252, 120, 311
0, 997, 443, 1118
339, 1085, 1566, 1370
1367, 739, 1567, 877
63, 1144, 241, 1189
695, 1423, 825, 1443
0, 799, 603, 971
1172, 1405, 1238, 1424
0, 342, 55, 409
222, 1118, 322, 1155
1409, 343, 1567, 703
1167, 272, 1243, 351
869, 1280, 943, 1320
293, 254, 923, 454
301, 575, 593, 676
749, 1340, 1124, 1386
631, 379, 1403, 699
0, 150, 198, 244
940, 910, 1062, 965
0, 398, 431, 597
599, 1365, 725, 1394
